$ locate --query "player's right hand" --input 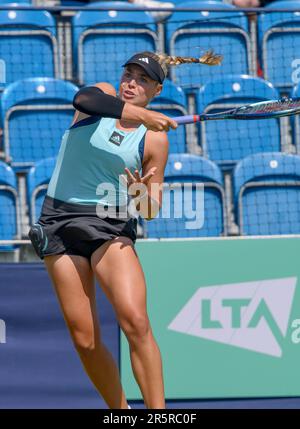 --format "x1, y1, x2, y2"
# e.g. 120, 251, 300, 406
142, 110, 178, 132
